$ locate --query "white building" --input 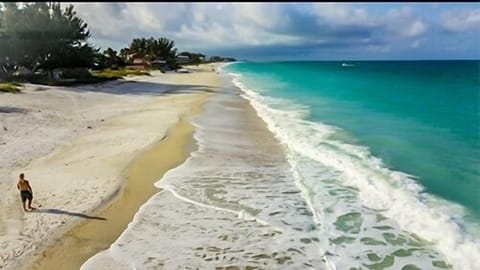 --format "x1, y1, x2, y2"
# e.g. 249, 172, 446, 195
176, 55, 189, 64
